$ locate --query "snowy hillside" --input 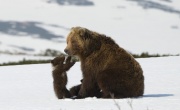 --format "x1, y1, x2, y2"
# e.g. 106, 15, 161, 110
0, 56, 180, 110
0, 0, 180, 55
